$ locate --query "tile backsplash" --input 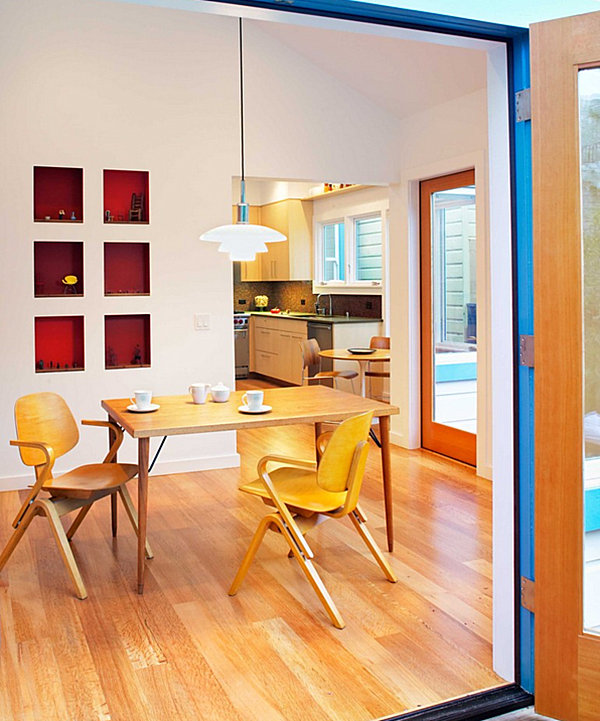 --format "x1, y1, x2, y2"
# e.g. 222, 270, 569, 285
233, 277, 381, 318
